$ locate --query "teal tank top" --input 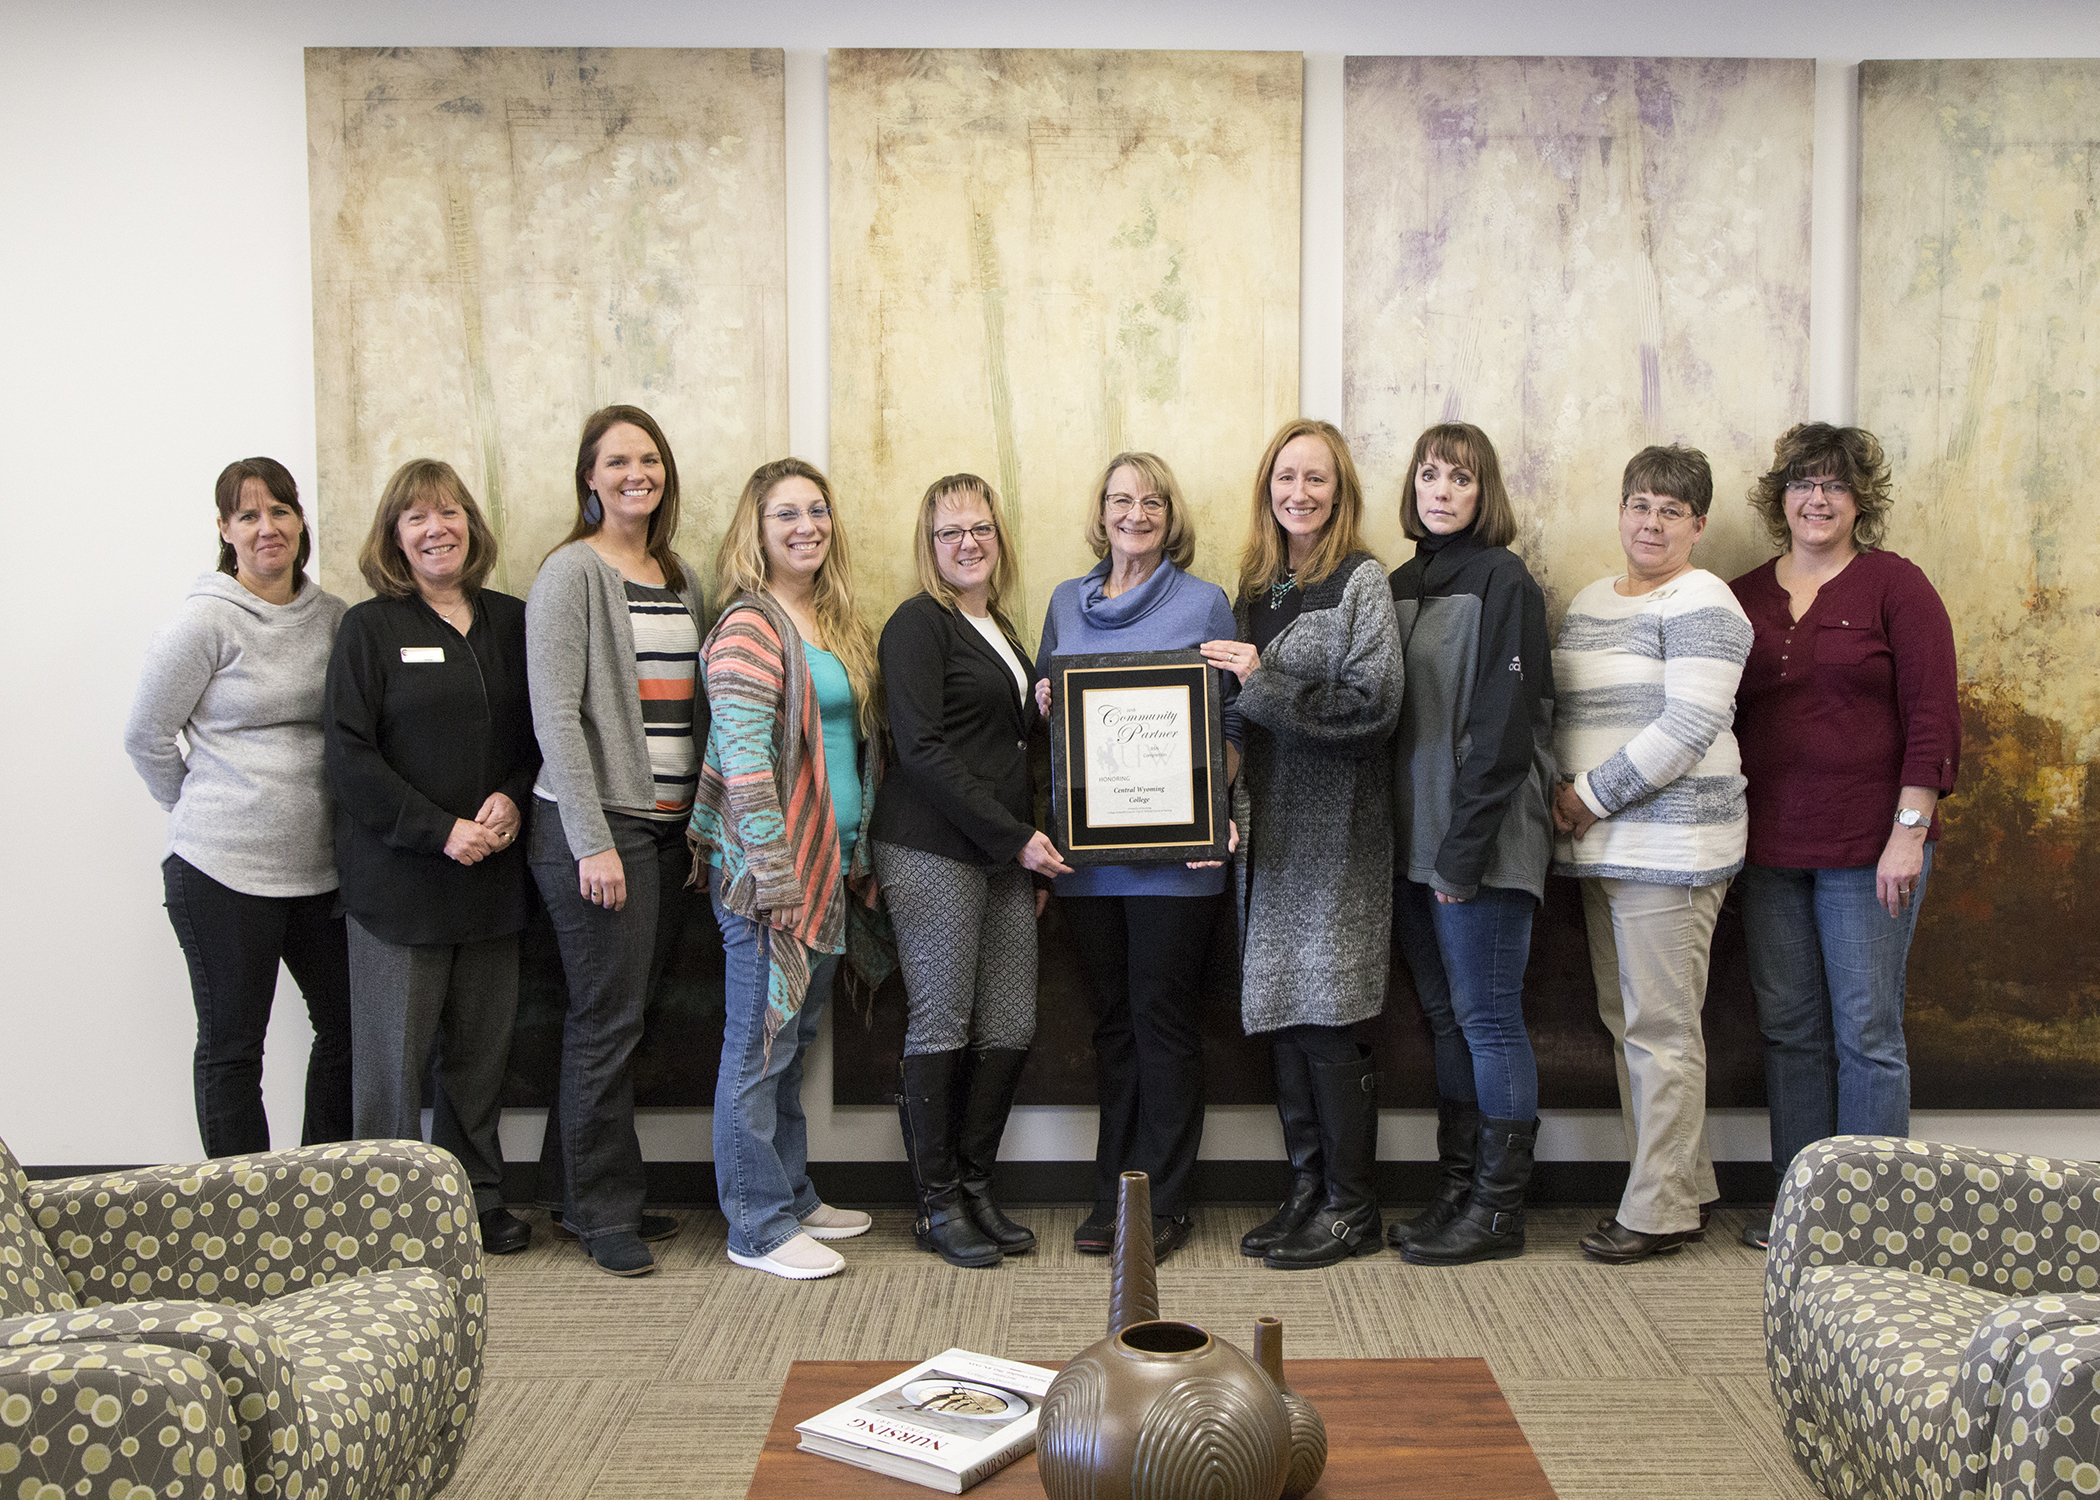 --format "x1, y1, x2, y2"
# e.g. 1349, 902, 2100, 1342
803, 645, 862, 854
